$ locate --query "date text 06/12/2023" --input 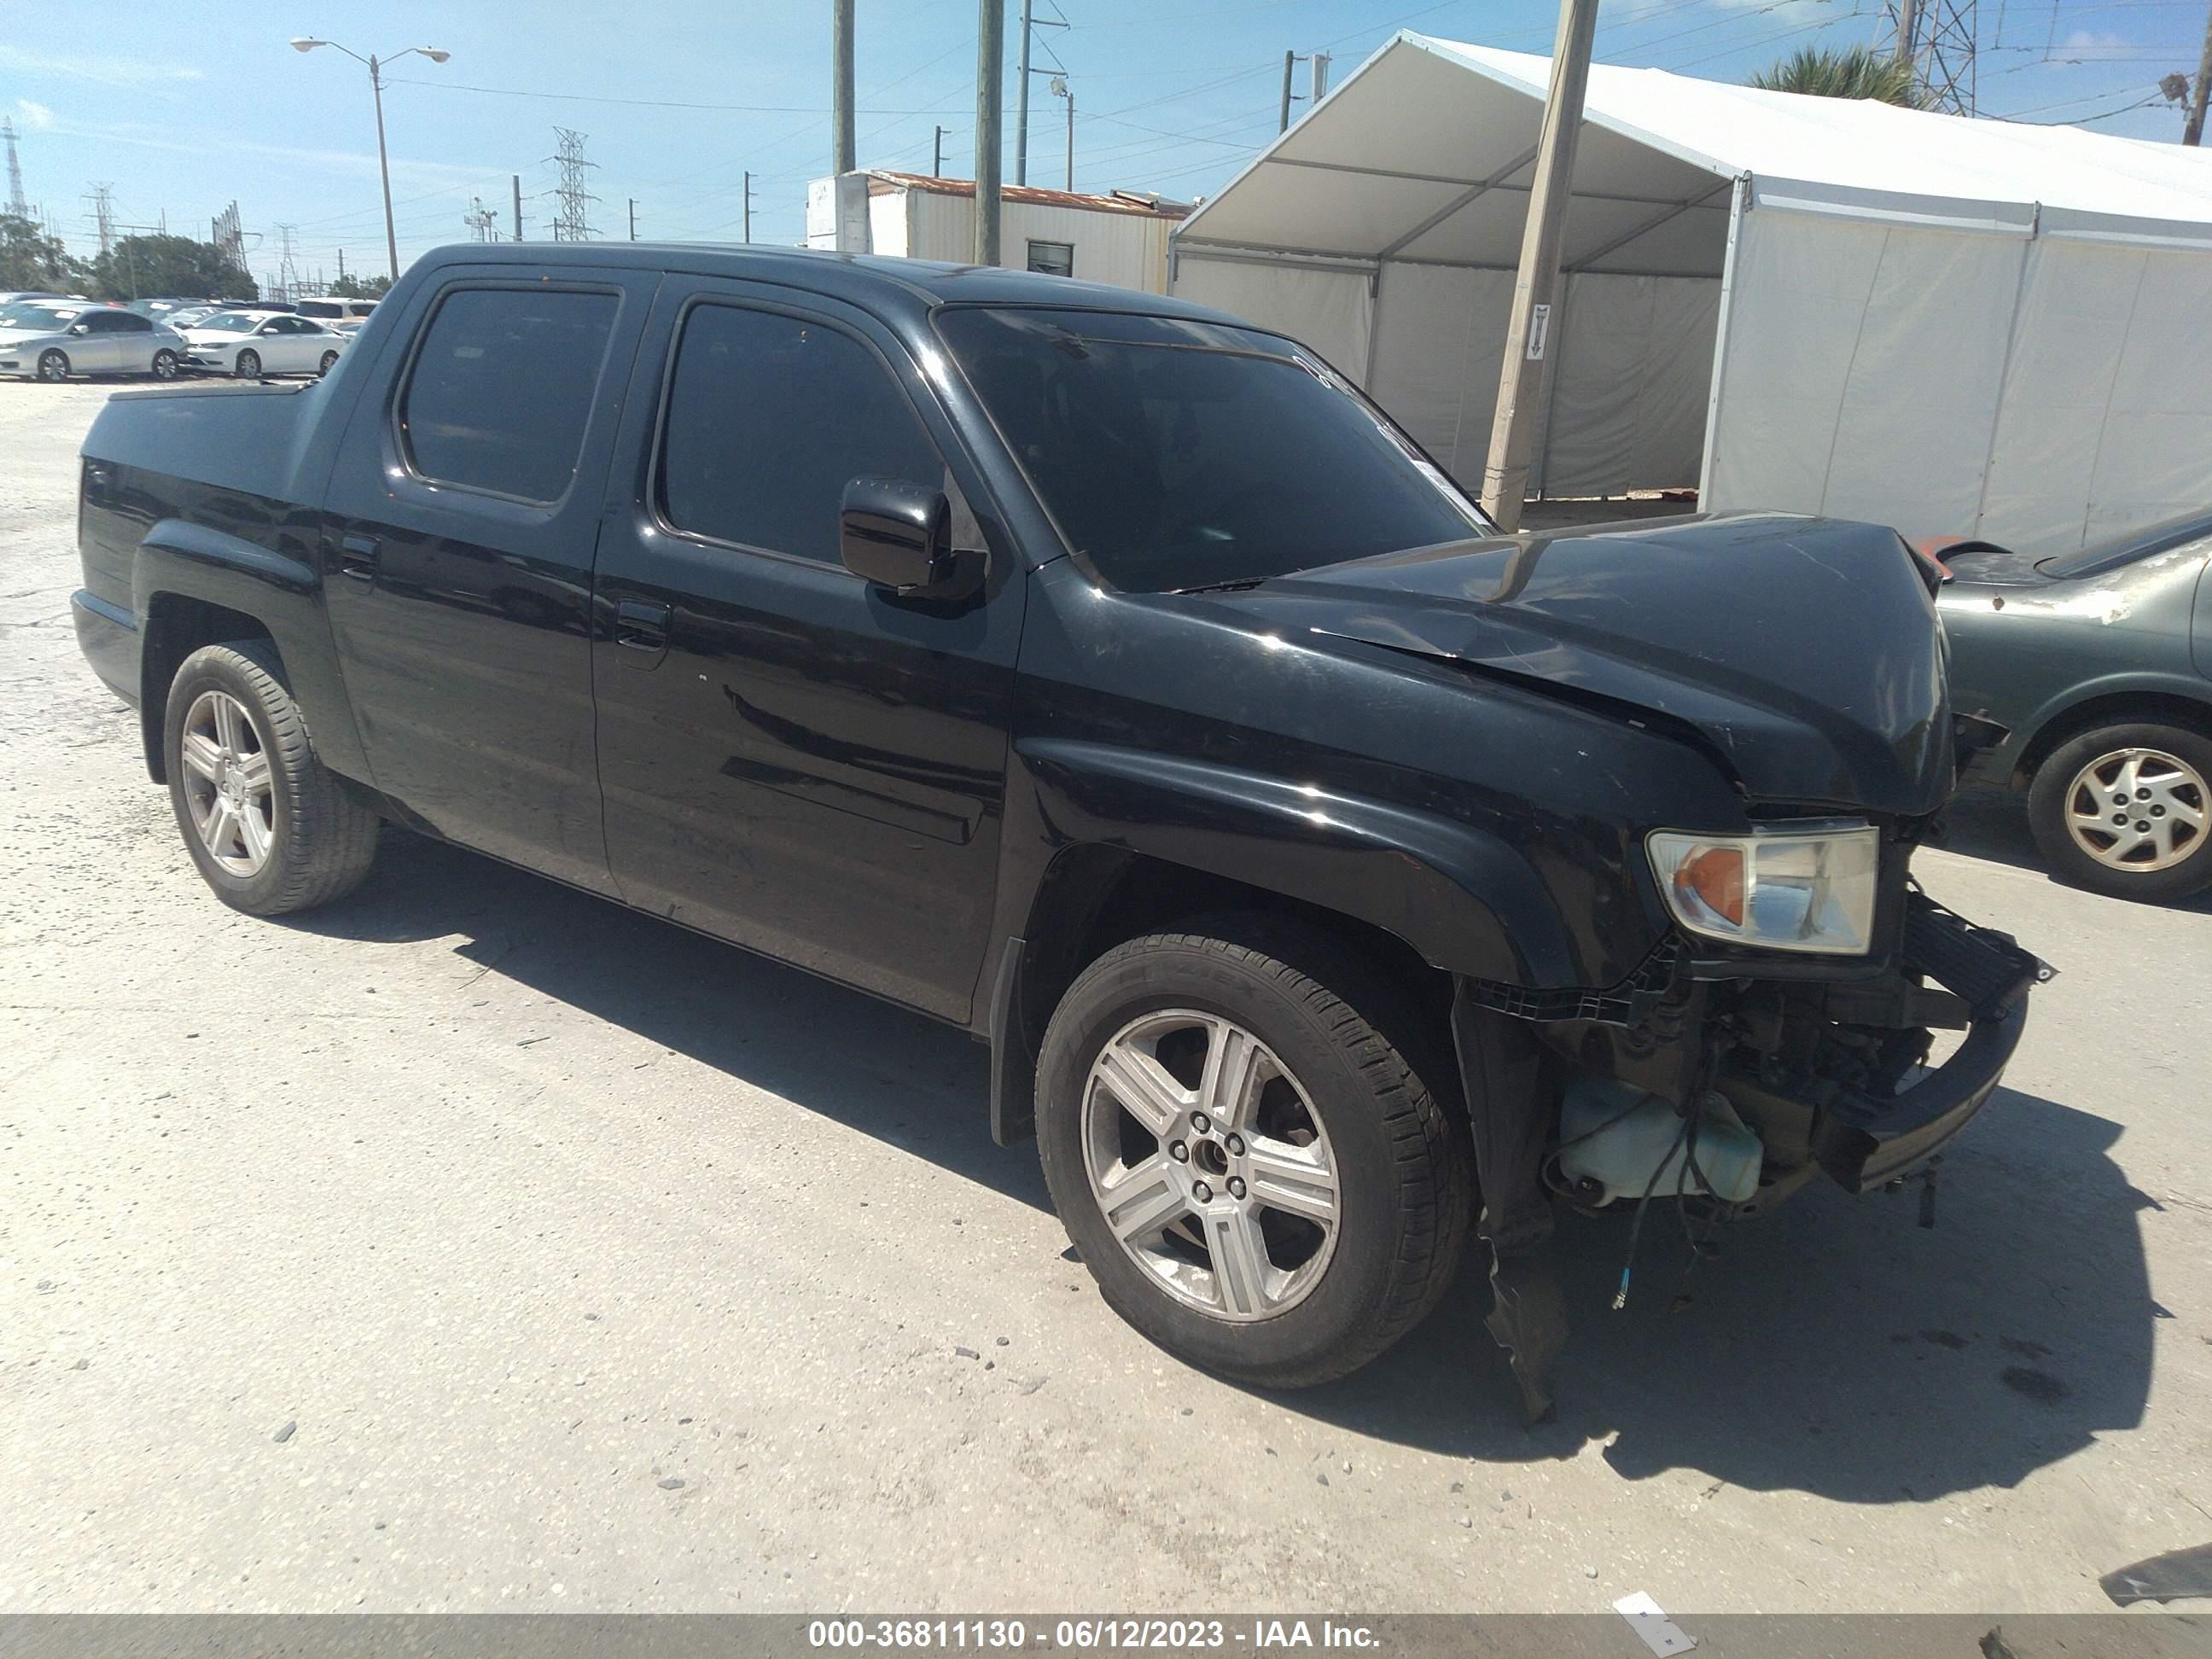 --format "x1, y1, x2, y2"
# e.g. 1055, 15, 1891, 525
805, 1621, 1383, 1650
